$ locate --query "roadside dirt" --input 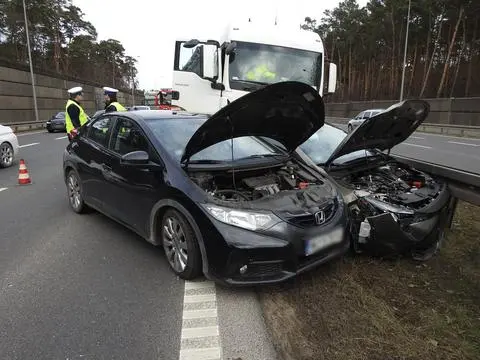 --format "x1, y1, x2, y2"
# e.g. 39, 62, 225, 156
259, 201, 480, 360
